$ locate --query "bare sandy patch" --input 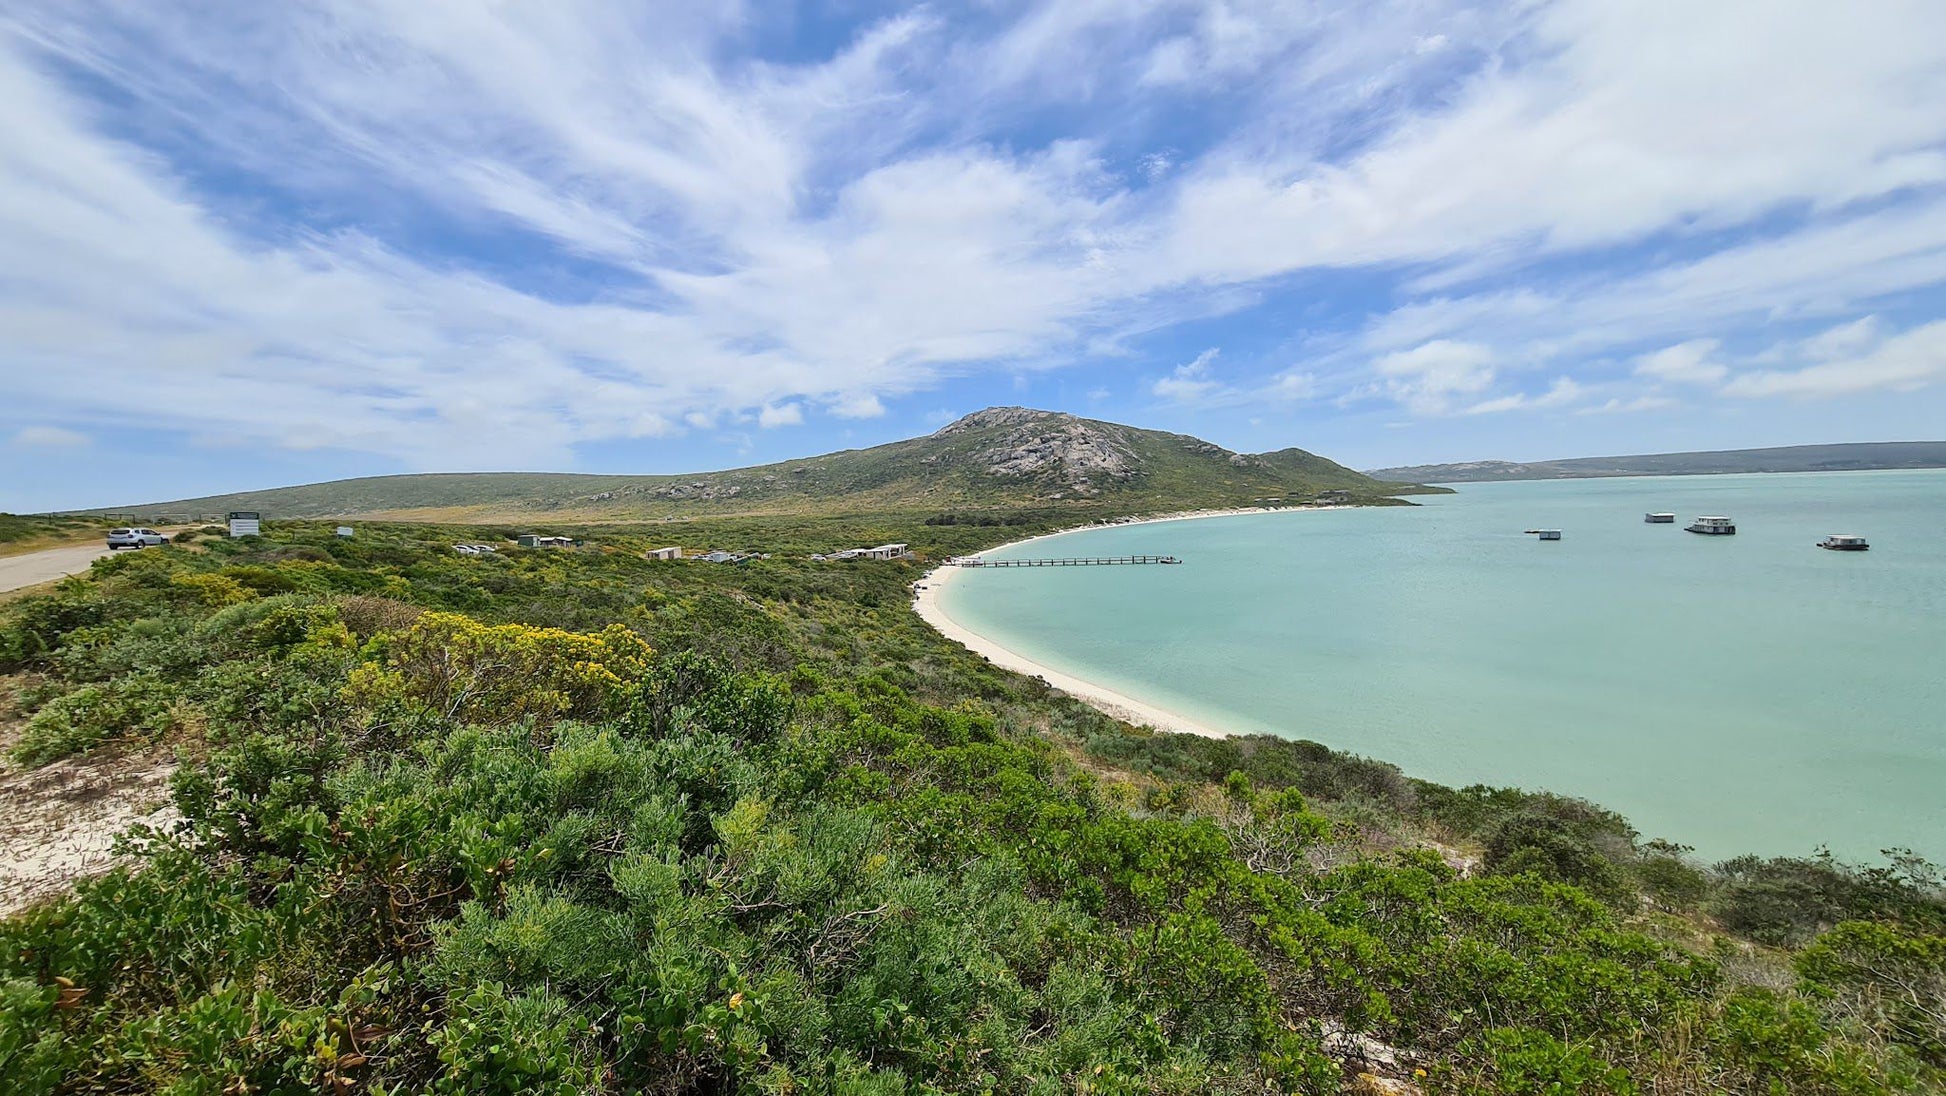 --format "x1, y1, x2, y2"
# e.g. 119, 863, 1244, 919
0, 698, 181, 917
